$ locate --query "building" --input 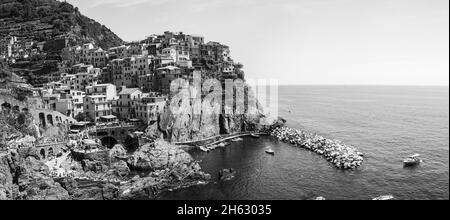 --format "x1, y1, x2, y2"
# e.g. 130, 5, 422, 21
83, 95, 113, 122
42, 94, 60, 110
155, 66, 182, 95
55, 96, 73, 117
108, 45, 129, 59
82, 48, 108, 68
73, 72, 98, 91
222, 62, 235, 74
85, 83, 117, 101
137, 74, 155, 93
135, 95, 166, 124
70, 90, 86, 118
112, 87, 143, 119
